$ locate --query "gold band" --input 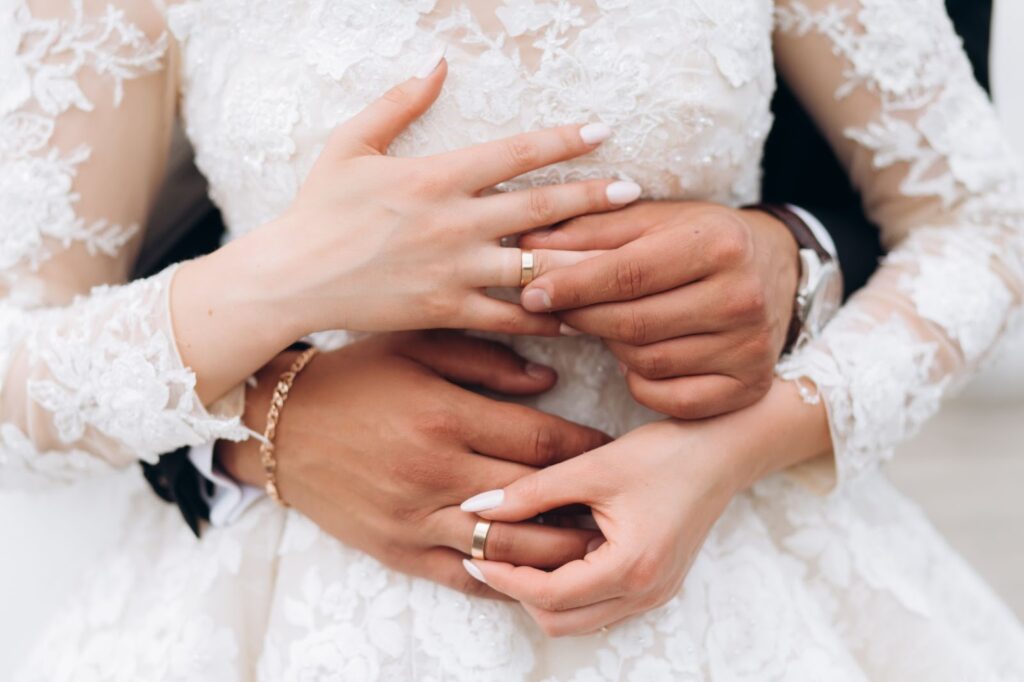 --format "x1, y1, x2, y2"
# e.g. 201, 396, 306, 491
519, 249, 536, 287
471, 519, 492, 560
259, 346, 319, 507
